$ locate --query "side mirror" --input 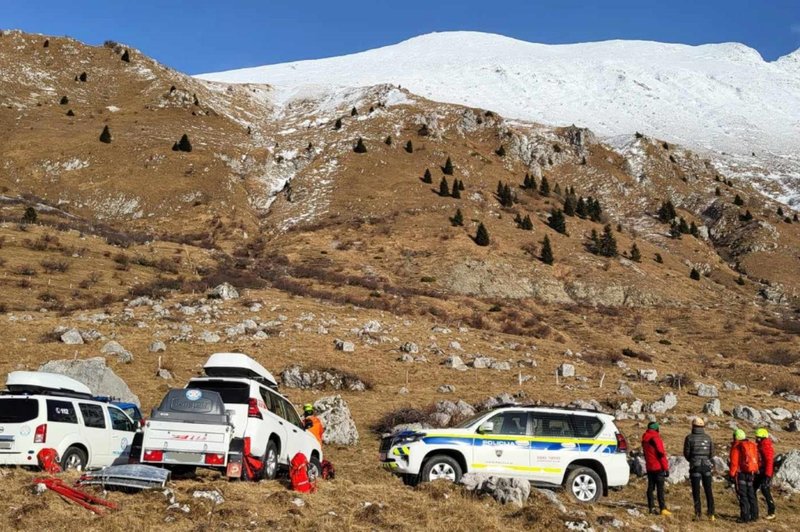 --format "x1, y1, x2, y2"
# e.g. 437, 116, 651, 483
478, 422, 494, 434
